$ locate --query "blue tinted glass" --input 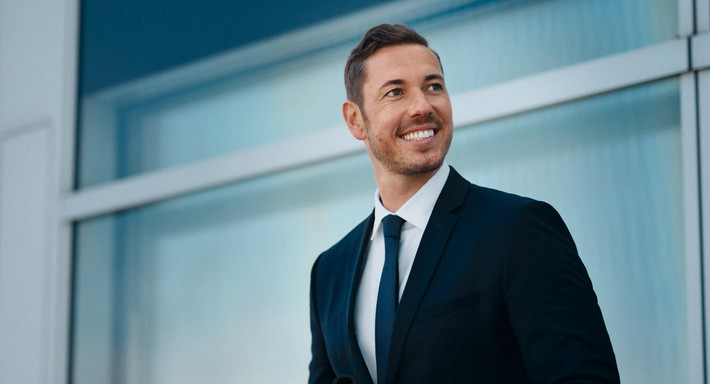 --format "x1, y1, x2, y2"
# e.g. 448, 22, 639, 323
448, 78, 684, 383
424, 0, 677, 93
76, 0, 677, 188
72, 153, 377, 383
